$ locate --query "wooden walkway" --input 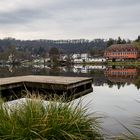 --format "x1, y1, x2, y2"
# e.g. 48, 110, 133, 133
0, 75, 93, 96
